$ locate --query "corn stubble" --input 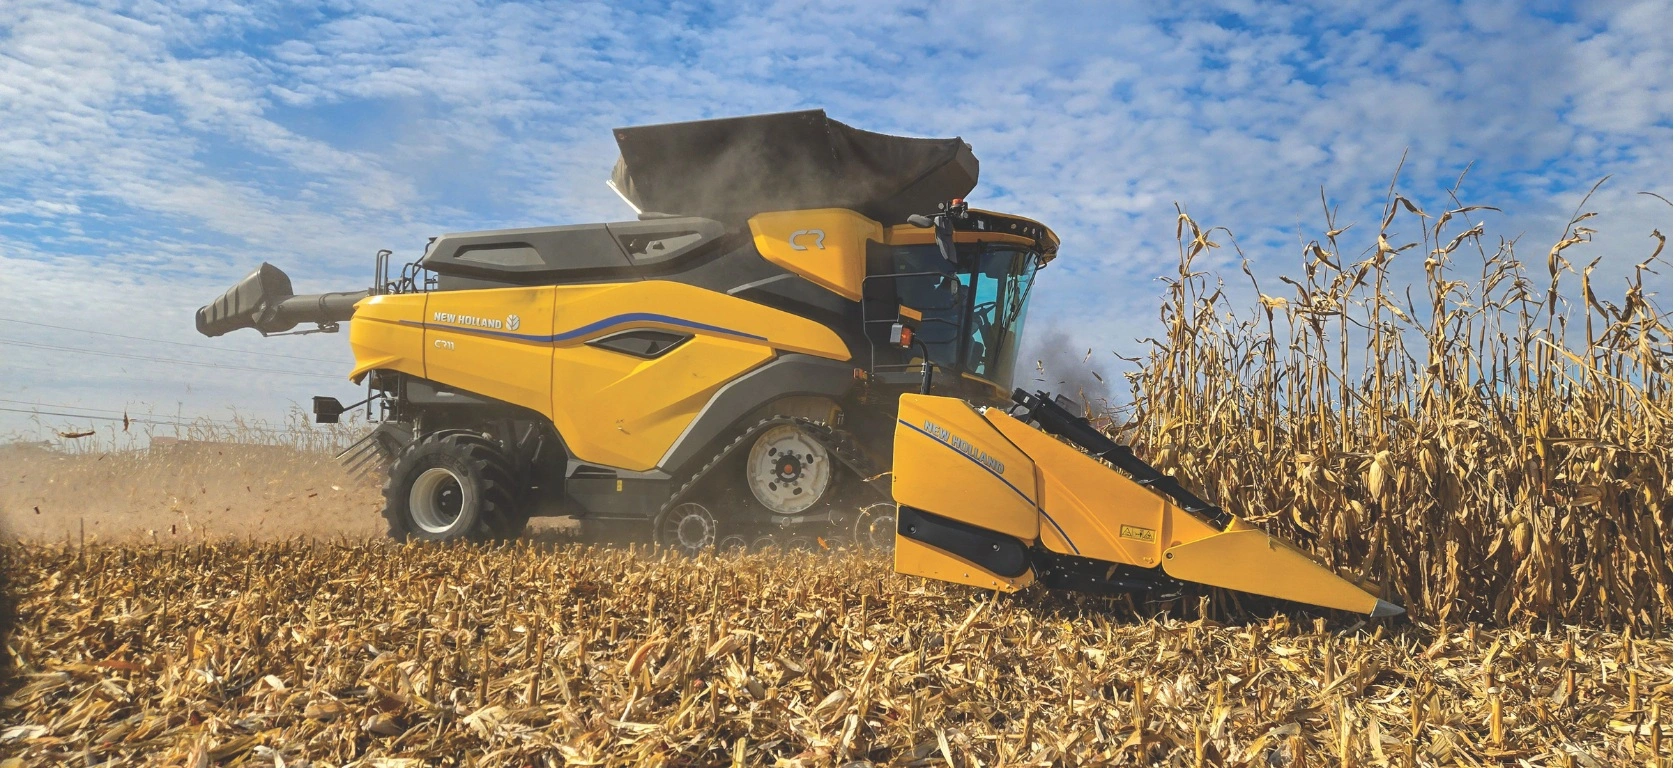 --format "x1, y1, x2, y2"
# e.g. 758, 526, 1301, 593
1117, 186, 1671, 632
1, 542, 1670, 767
